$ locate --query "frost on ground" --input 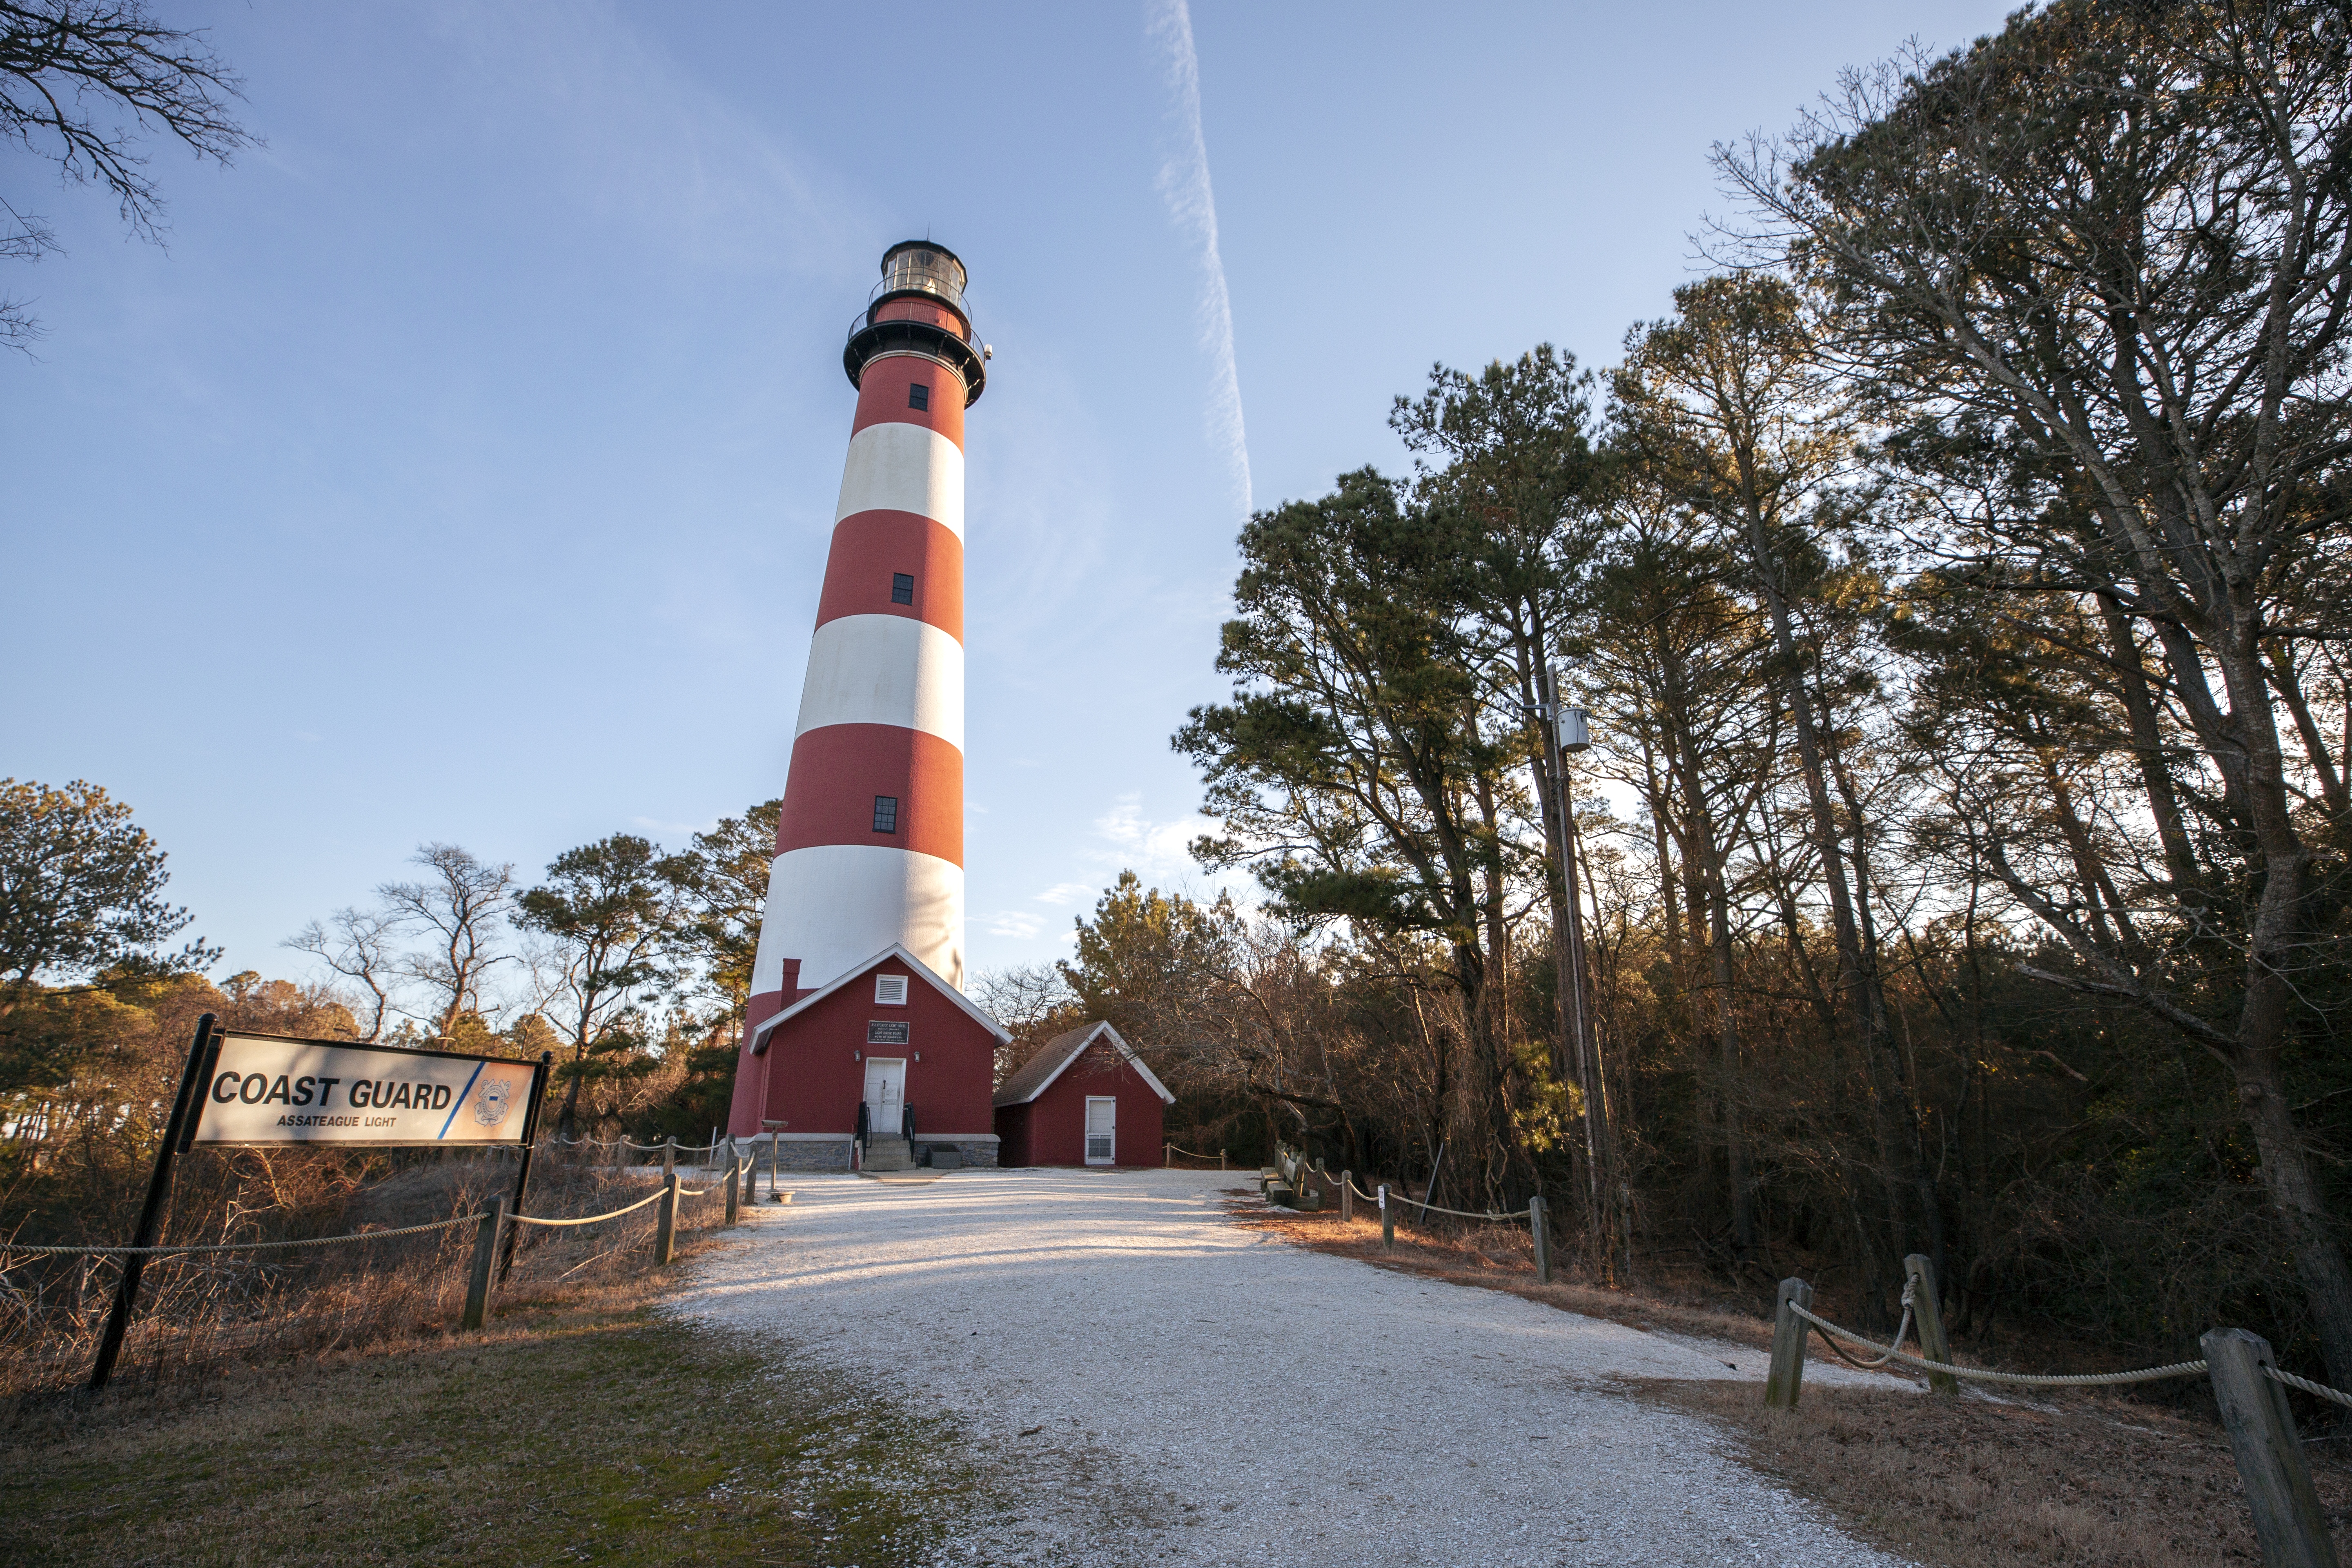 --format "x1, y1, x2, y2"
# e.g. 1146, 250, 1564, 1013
670, 1167, 1908, 1568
